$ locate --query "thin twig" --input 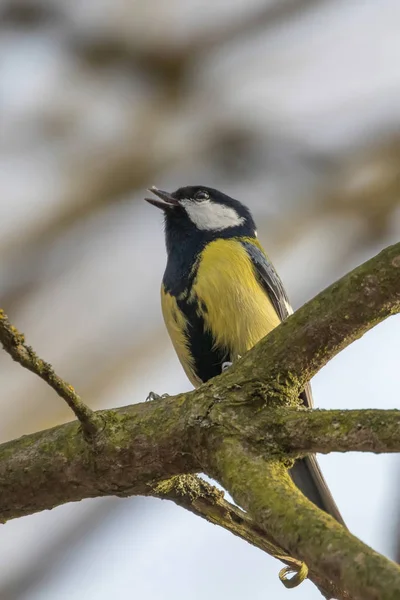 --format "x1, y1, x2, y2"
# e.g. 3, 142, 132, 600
0, 309, 101, 439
